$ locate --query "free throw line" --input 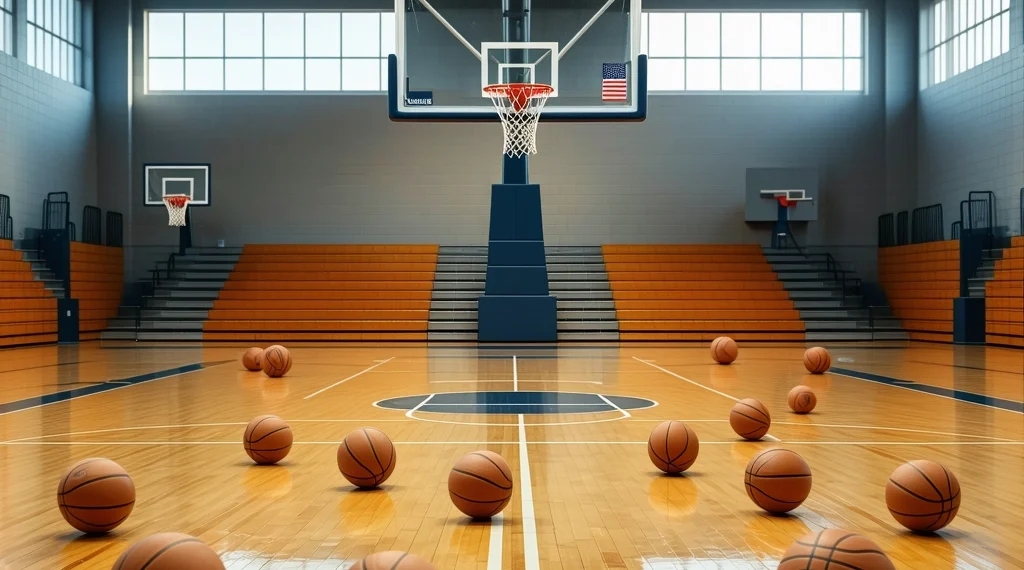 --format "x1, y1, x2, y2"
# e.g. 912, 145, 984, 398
304, 357, 395, 399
